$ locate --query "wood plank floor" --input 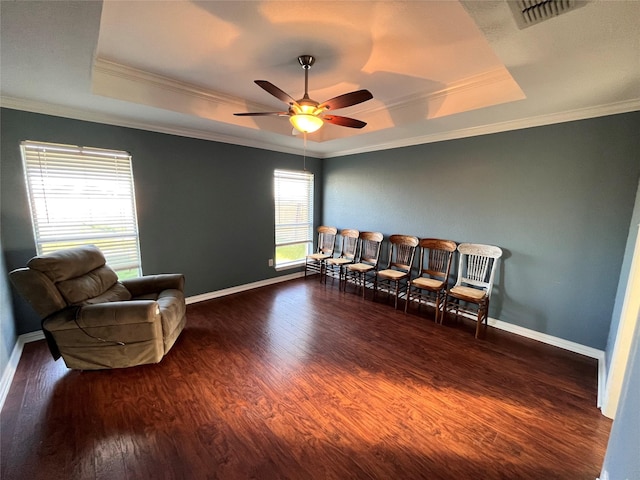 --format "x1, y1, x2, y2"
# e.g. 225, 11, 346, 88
1, 277, 611, 479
